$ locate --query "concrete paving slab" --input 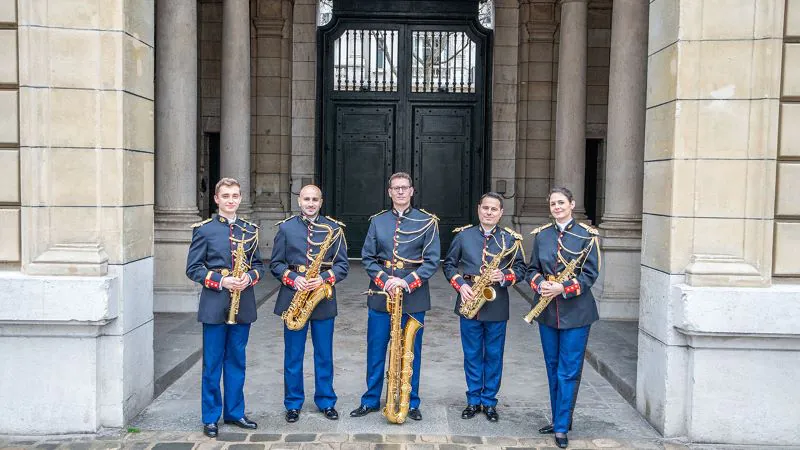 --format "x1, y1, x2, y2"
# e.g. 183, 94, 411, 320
131, 264, 659, 441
